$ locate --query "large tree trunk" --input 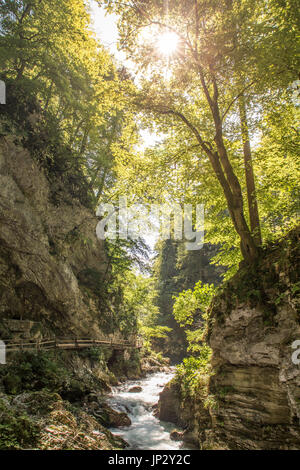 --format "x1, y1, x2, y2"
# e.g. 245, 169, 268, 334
238, 94, 262, 246
164, 100, 259, 263
210, 92, 259, 263
225, 0, 262, 246
211, 137, 259, 263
